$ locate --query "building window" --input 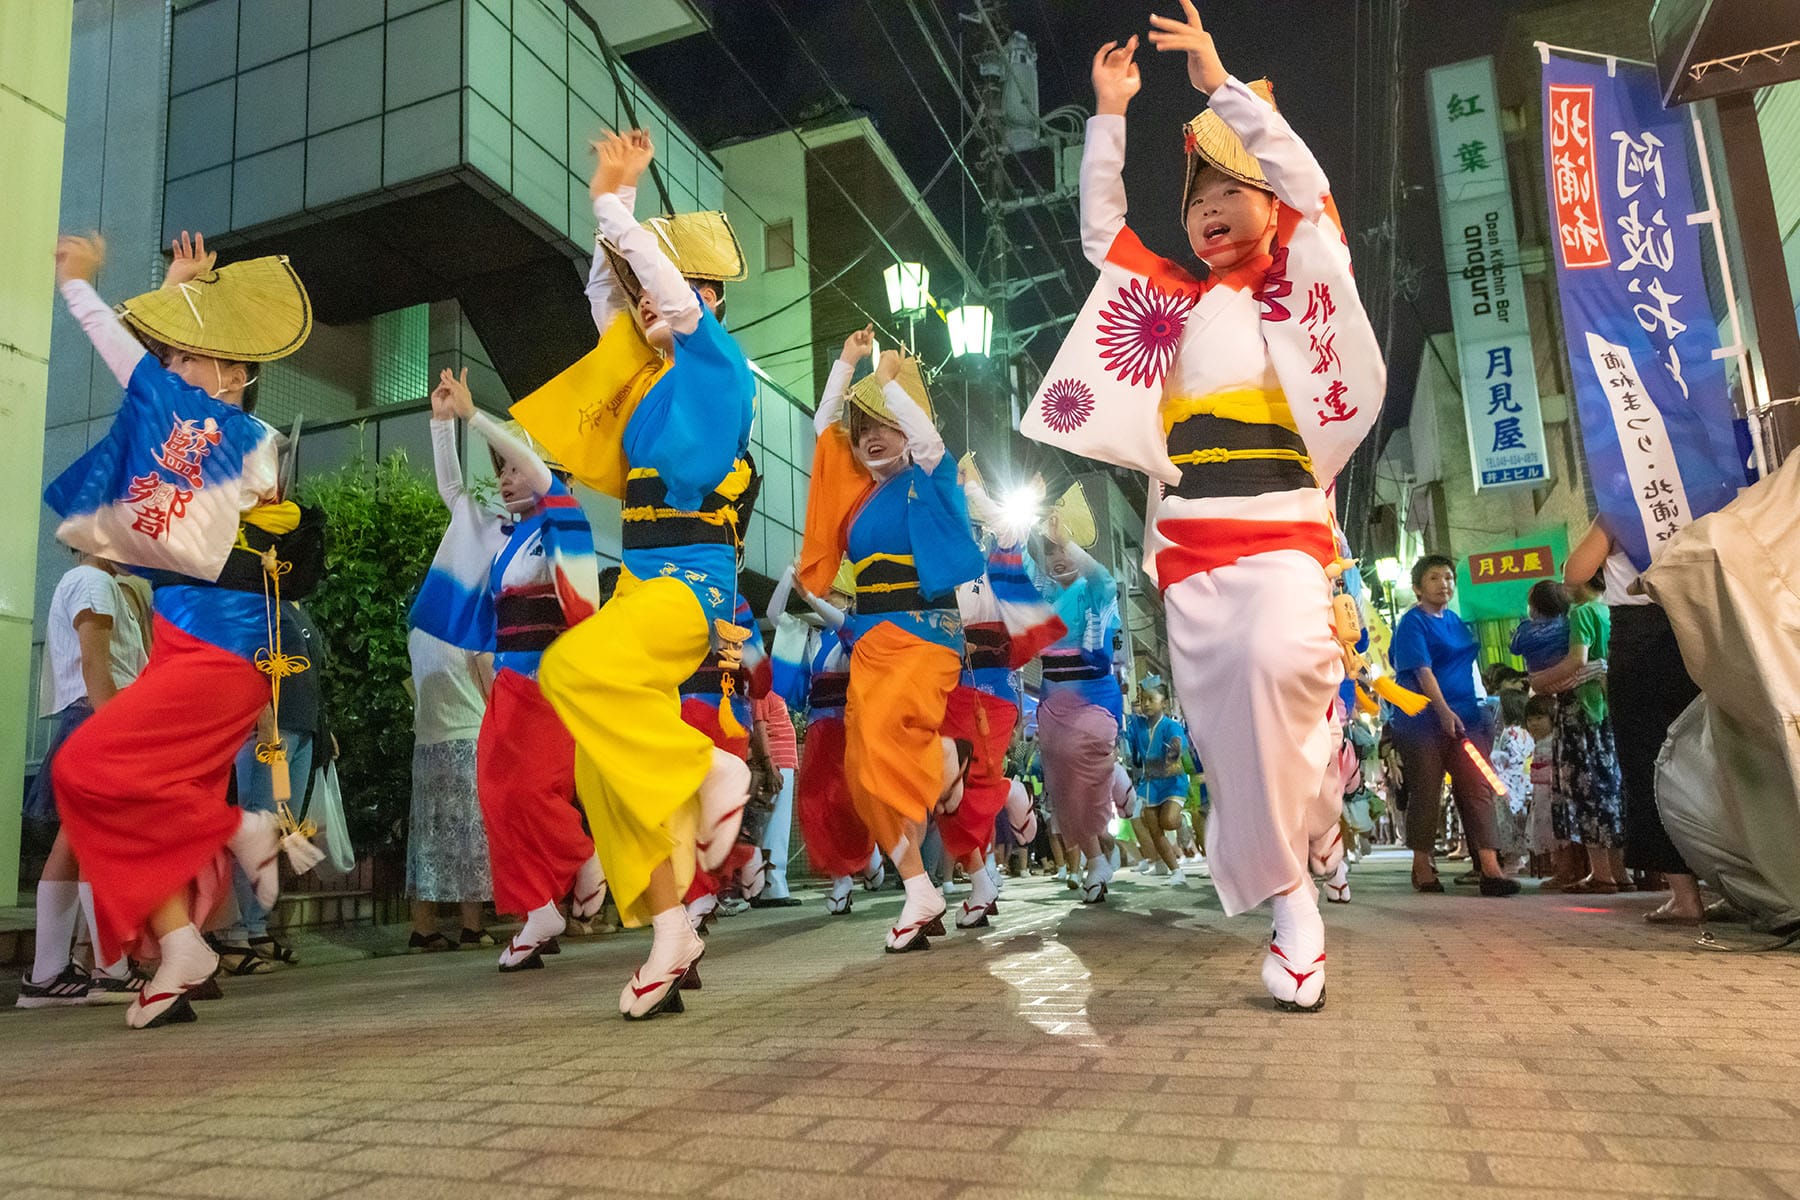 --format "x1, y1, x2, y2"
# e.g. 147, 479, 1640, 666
764, 217, 795, 271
